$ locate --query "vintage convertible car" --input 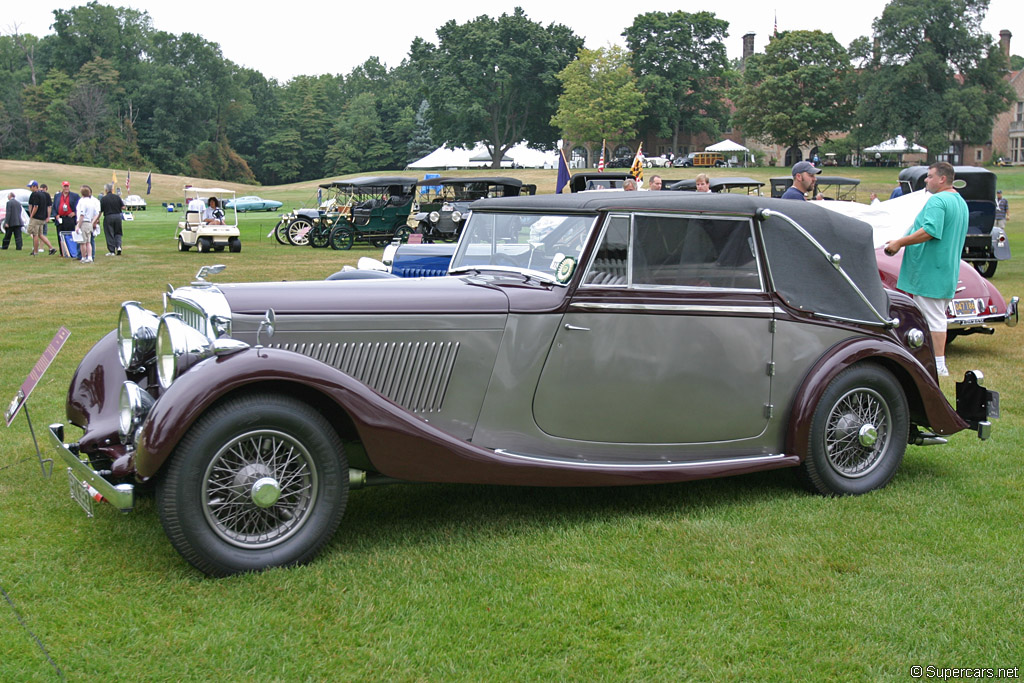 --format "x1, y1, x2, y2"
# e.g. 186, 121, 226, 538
413, 177, 530, 242
51, 193, 997, 576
